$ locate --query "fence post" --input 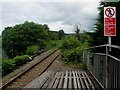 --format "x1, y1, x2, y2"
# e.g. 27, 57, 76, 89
105, 45, 108, 88
87, 49, 90, 70
83, 49, 85, 63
